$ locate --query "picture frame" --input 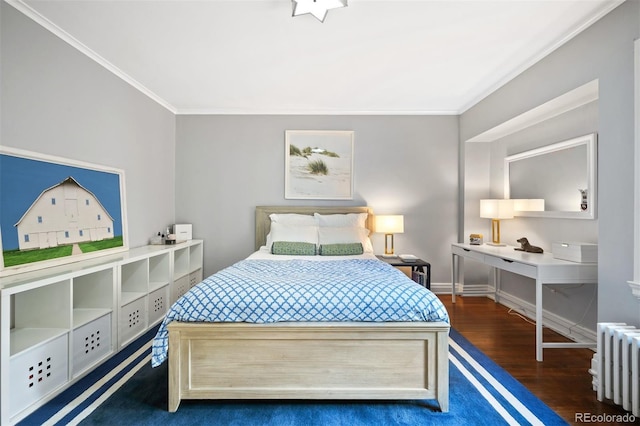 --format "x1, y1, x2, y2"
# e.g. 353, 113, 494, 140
285, 130, 354, 200
0, 147, 128, 276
